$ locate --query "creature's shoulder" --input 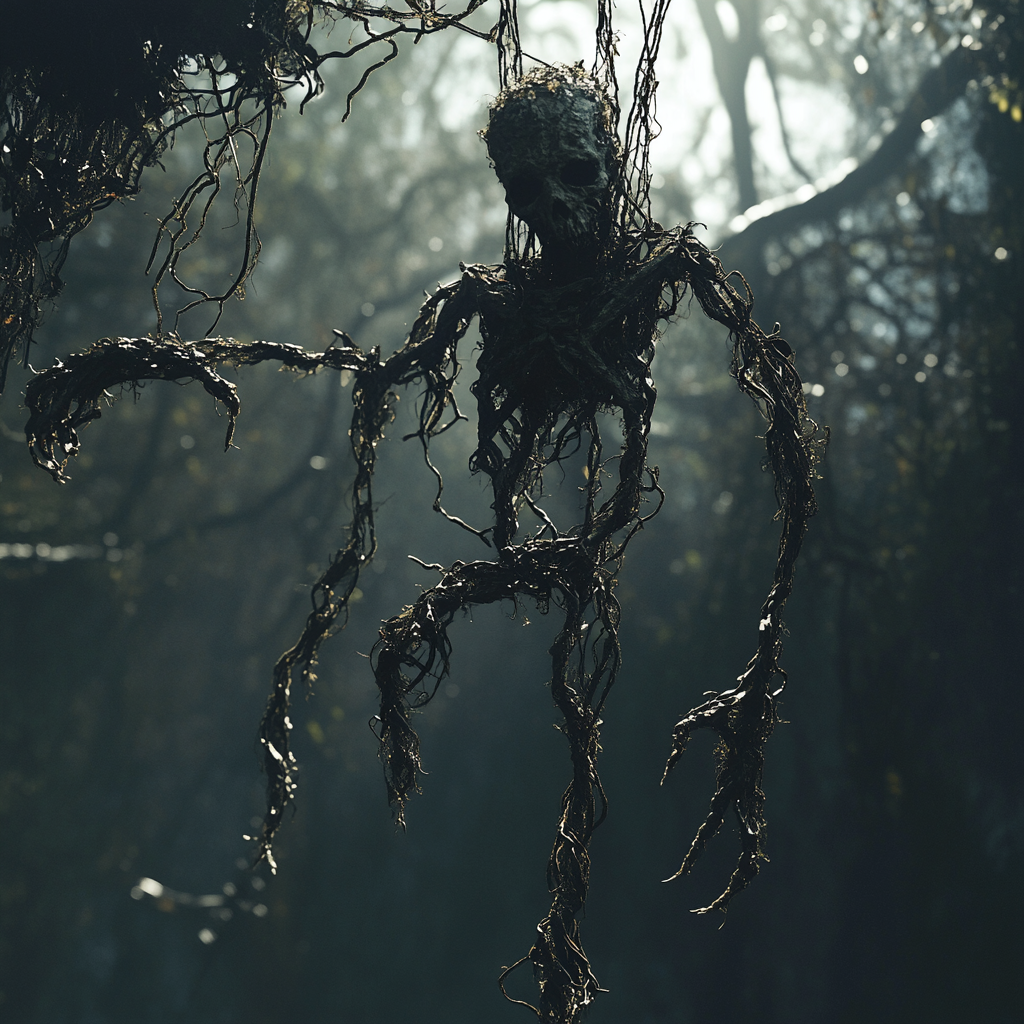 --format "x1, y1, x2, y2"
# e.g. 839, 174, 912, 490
458, 261, 510, 290
457, 261, 518, 322
600, 225, 727, 324
643, 224, 723, 281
